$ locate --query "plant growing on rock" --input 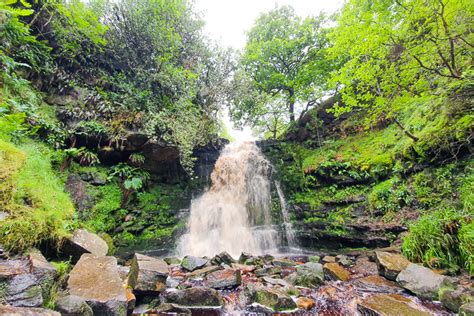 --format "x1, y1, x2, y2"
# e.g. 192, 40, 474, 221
109, 163, 150, 208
